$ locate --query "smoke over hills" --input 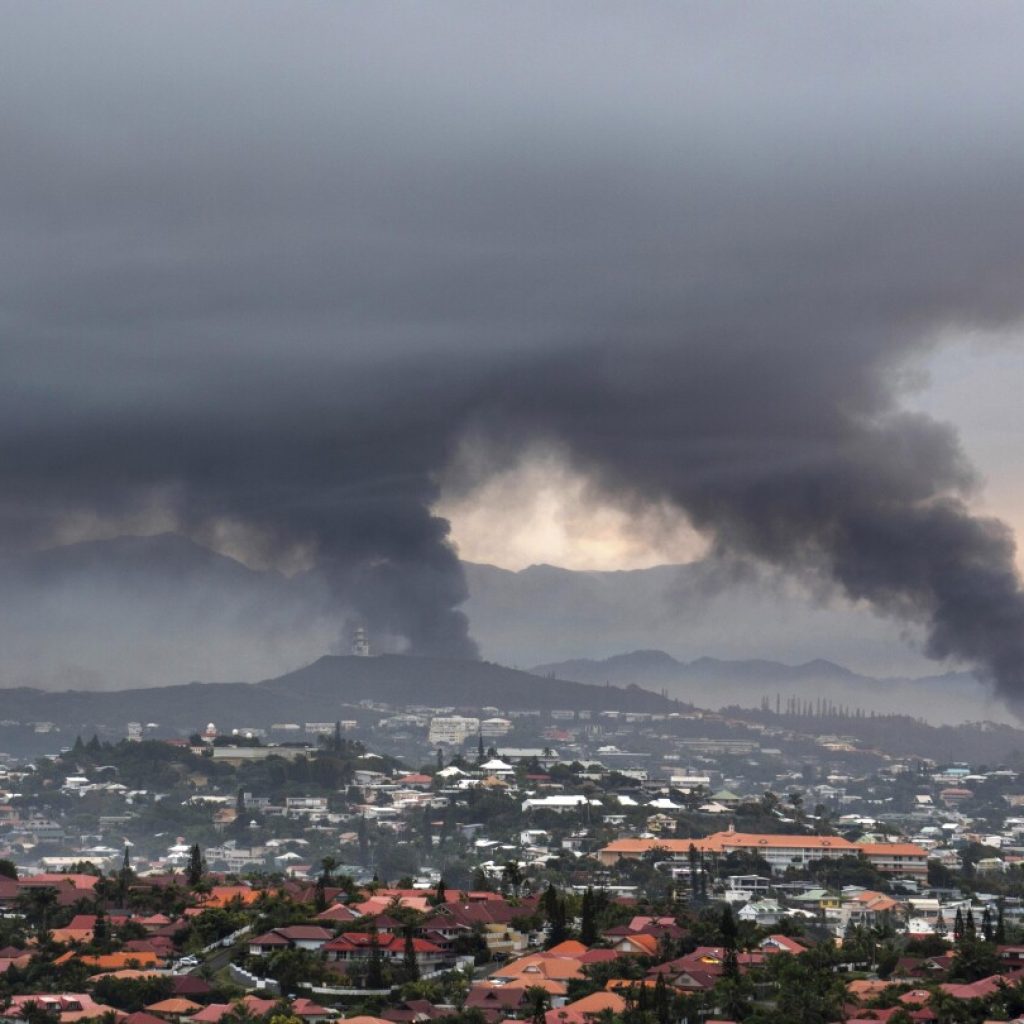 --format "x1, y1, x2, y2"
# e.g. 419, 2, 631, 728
3, 6, 1024, 694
